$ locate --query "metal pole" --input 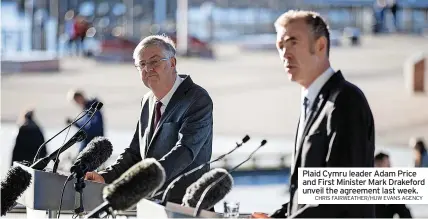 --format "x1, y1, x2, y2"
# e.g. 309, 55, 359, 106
176, 0, 188, 56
